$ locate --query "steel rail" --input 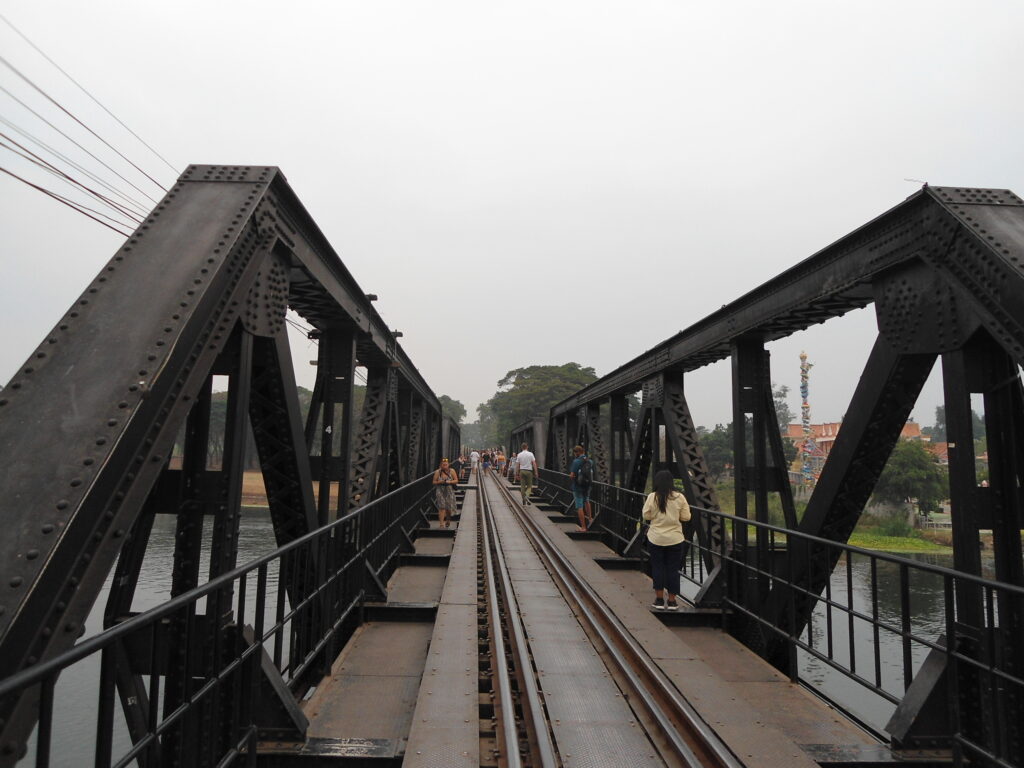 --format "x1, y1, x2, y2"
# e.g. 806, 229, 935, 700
487, 473, 744, 768
478, 470, 559, 768
476, 468, 524, 768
